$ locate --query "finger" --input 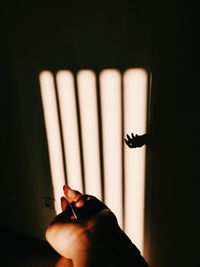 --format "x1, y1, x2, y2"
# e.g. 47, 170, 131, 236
61, 196, 68, 211
74, 195, 92, 208
131, 133, 135, 138
74, 198, 84, 207
63, 185, 82, 203
72, 196, 110, 220
126, 134, 131, 140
